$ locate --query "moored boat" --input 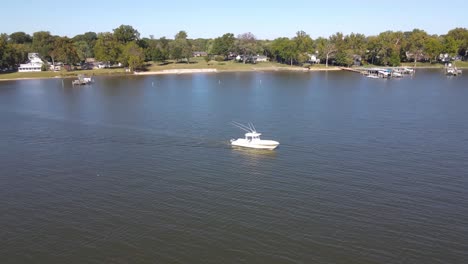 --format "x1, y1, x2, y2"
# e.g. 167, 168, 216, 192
72, 74, 94, 85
